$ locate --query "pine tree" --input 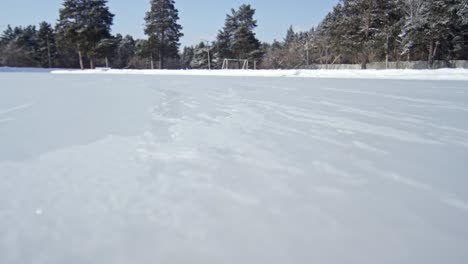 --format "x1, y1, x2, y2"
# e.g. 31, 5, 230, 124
1, 25, 15, 43
284, 26, 297, 44
144, 0, 183, 69
0, 25, 16, 66
418, 0, 454, 66
56, 0, 114, 69
231, 4, 262, 61
214, 30, 234, 68
314, 4, 344, 65
381, 0, 405, 63
113, 34, 136, 69
181, 46, 194, 69
37, 22, 57, 68
452, 0, 468, 59
460, 0, 468, 59
215, 4, 262, 68
400, 0, 422, 60
94, 38, 117, 67
336, 0, 363, 64
0, 26, 39, 67
56, 0, 86, 69
135, 39, 155, 69
190, 42, 214, 69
